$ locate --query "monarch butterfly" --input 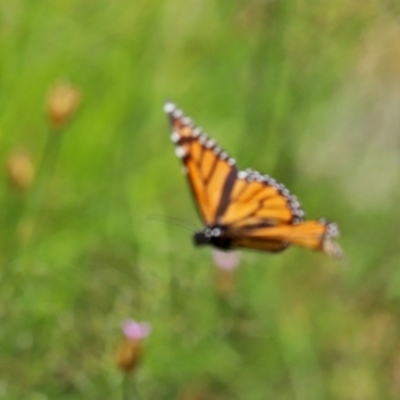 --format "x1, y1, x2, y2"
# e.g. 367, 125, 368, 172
164, 101, 342, 258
